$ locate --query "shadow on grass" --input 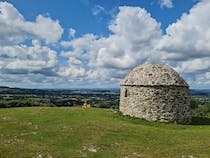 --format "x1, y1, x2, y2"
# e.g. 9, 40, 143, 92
191, 116, 210, 125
